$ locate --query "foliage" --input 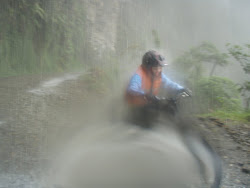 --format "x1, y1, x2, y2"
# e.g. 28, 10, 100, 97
173, 42, 247, 114
199, 110, 250, 123
0, 0, 87, 76
227, 43, 250, 74
227, 43, 250, 110
194, 77, 242, 113
173, 42, 229, 88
